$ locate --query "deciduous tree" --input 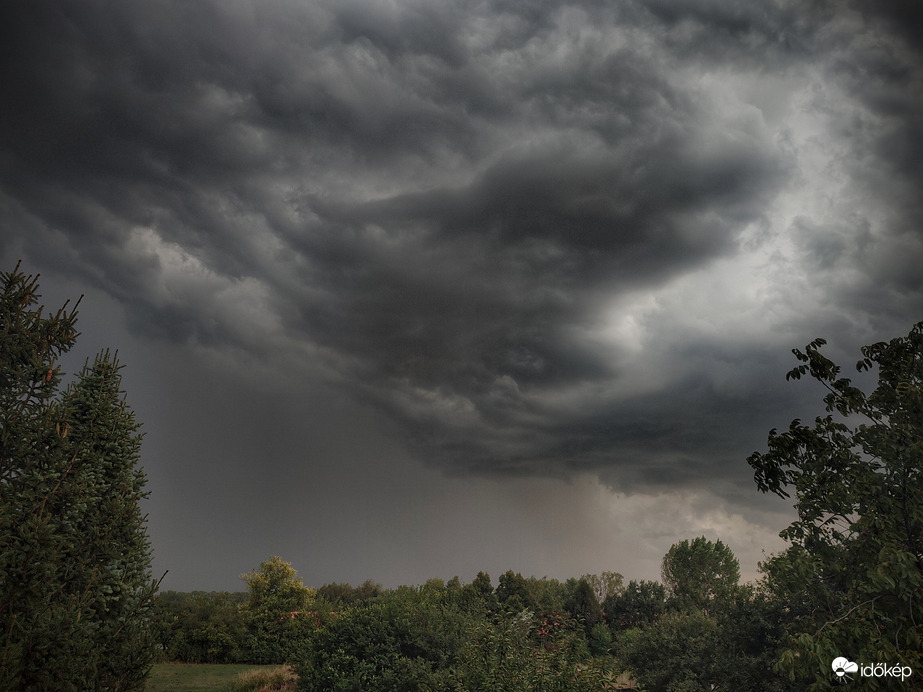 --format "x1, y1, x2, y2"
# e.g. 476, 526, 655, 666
749, 323, 923, 687
603, 579, 665, 632
240, 556, 317, 664
565, 577, 603, 639
661, 536, 740, 613
580, 571, 624, 604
